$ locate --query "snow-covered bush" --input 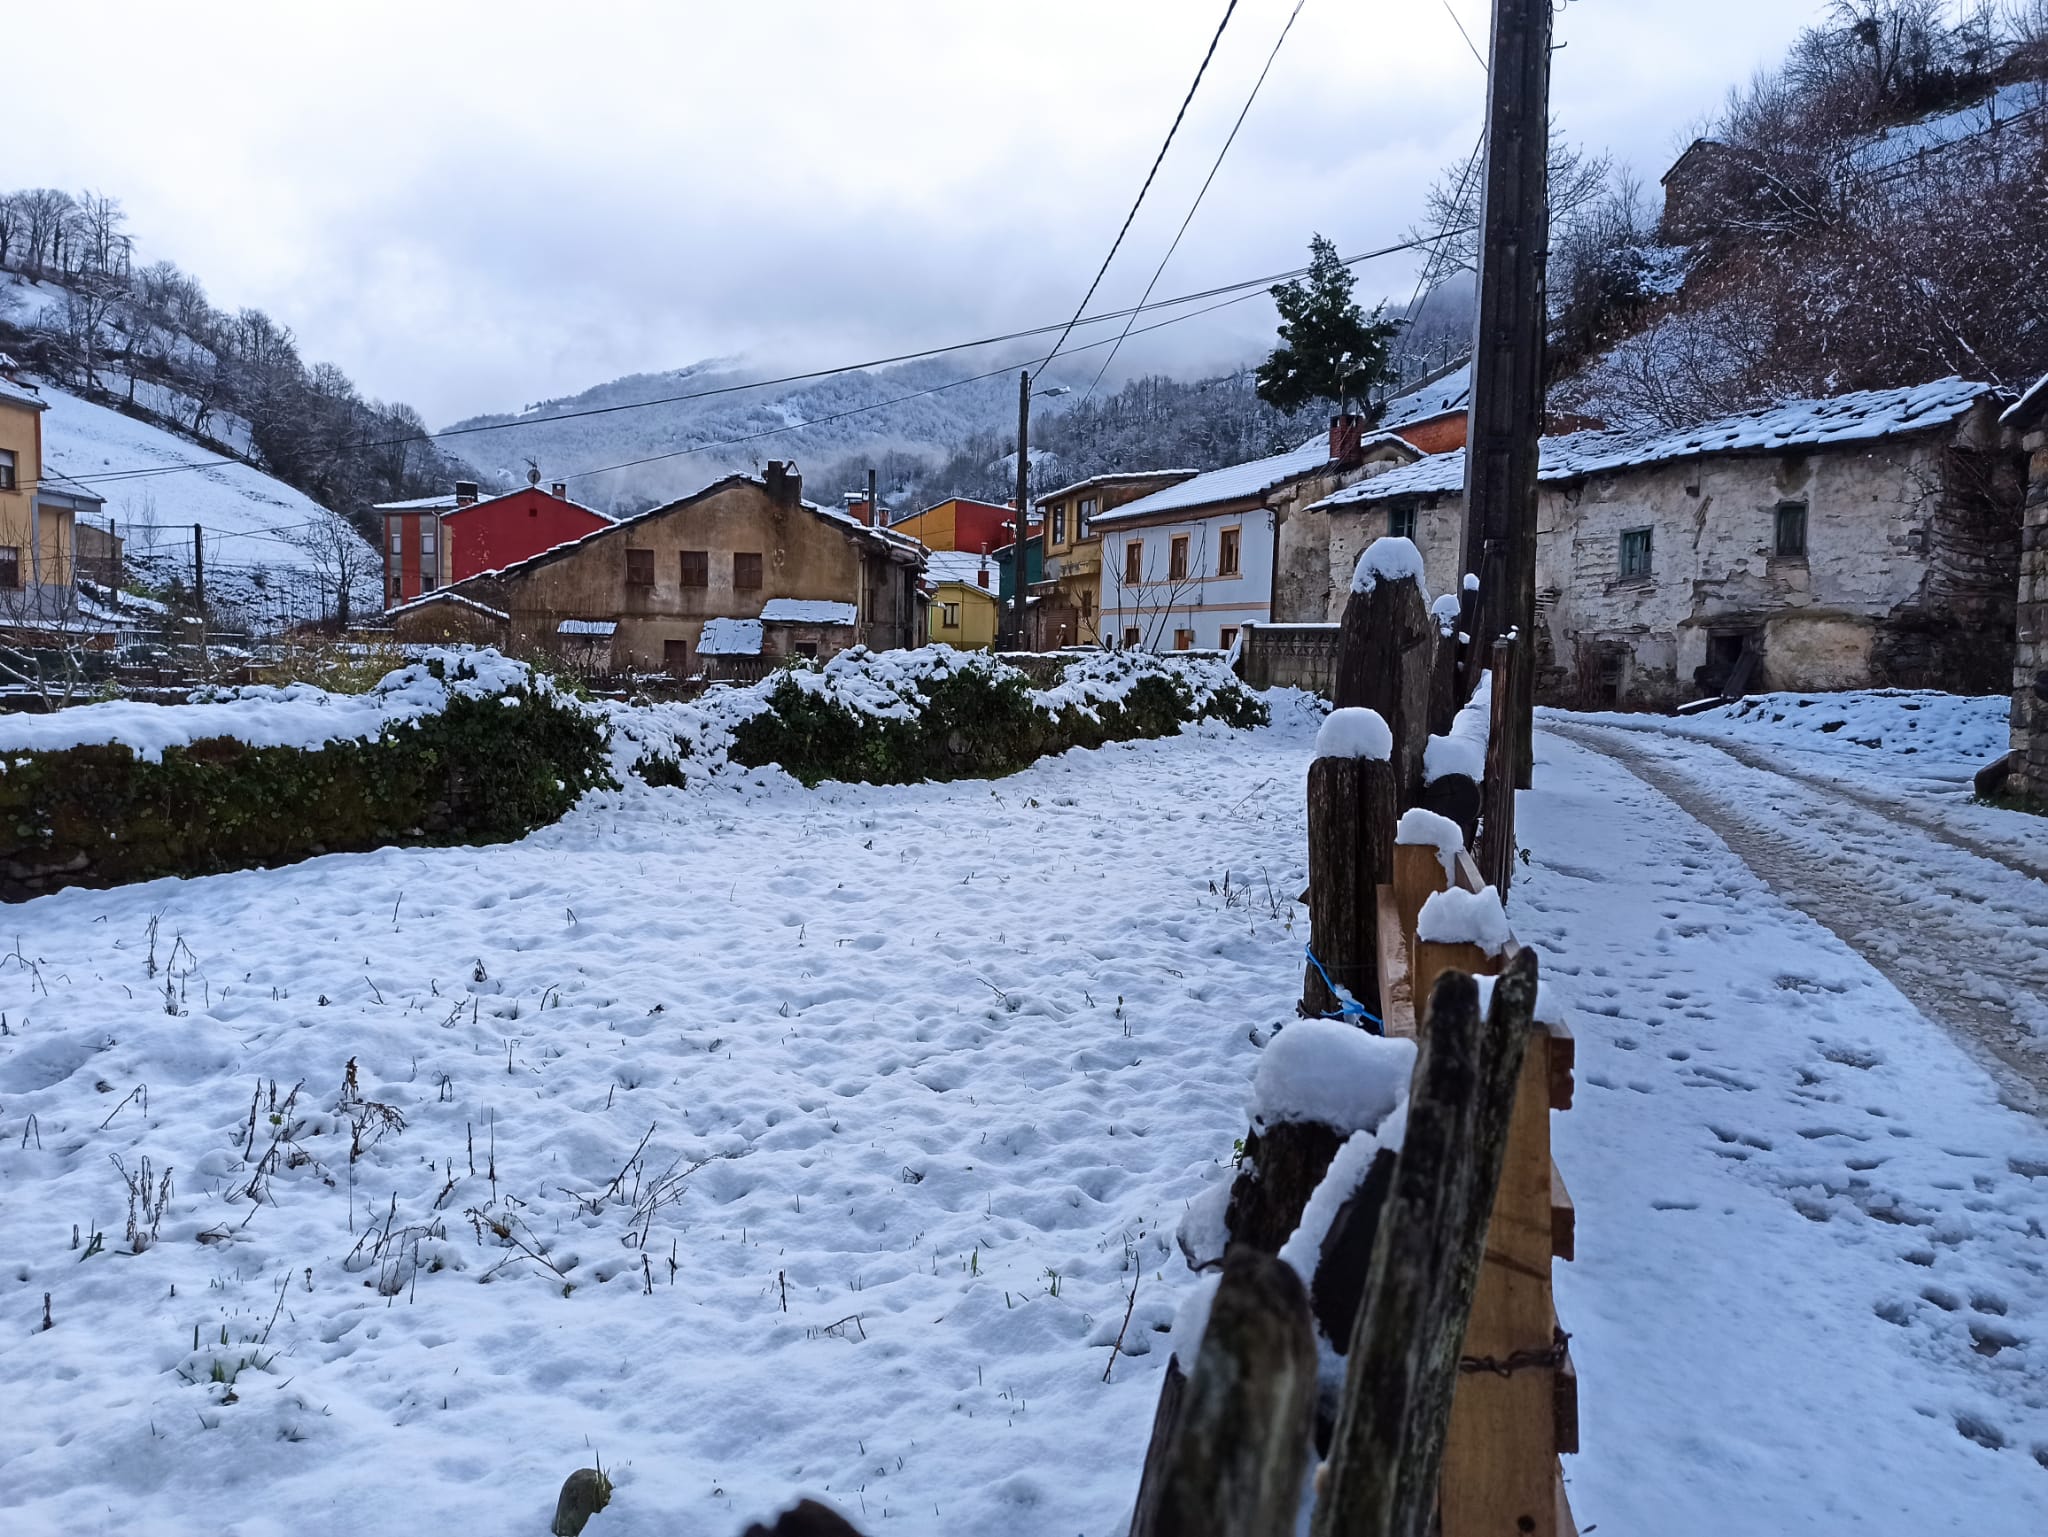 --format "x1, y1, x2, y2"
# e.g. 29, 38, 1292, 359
0, 652, 611, 898
724, 645, 1267, 787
